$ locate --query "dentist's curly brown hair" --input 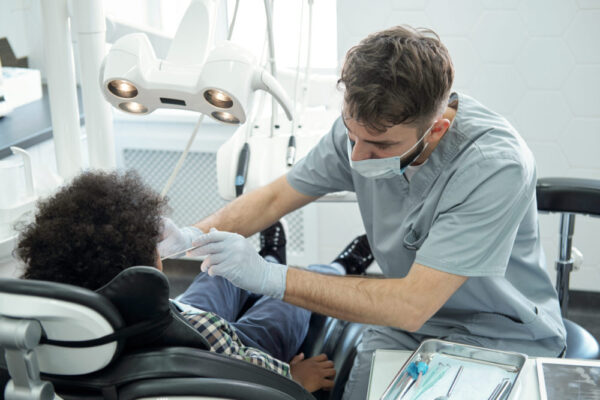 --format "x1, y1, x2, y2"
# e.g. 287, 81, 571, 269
339, 25, 454, 135
16, 170, 168, 290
